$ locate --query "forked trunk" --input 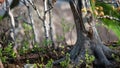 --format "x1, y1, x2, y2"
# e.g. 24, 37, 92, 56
53, 0, 116, 67
69, 0, 113, 67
